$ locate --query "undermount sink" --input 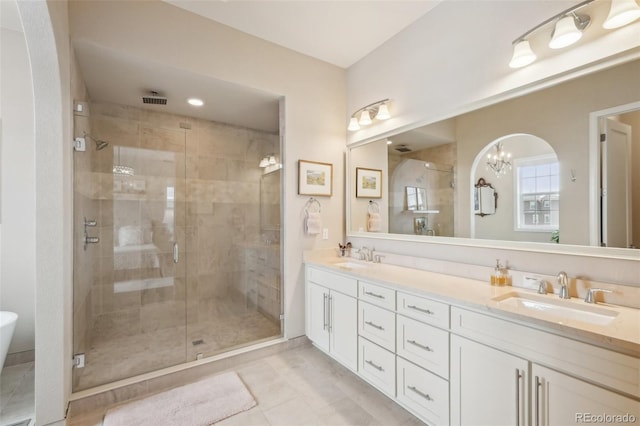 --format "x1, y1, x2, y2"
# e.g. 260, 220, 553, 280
333, 261, 369, 270
492, 292, 619, 326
